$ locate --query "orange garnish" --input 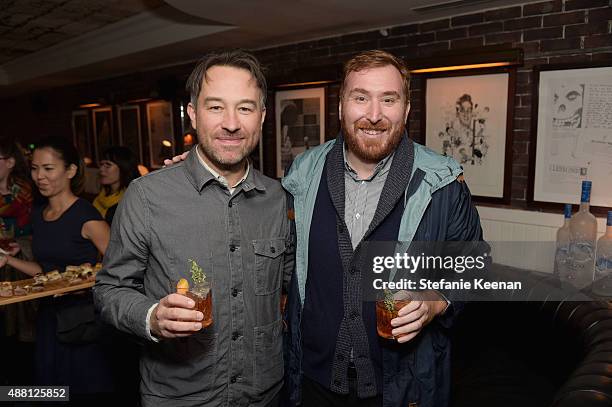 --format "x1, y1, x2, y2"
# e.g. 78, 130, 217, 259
176, 278, 189, 295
